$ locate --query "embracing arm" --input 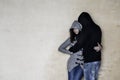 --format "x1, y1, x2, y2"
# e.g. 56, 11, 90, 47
58, 37, 73, 55
94, 28, 103, 52
69, 30, 89, 53
94, 42, 103, 52
98, 27, 103, 48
